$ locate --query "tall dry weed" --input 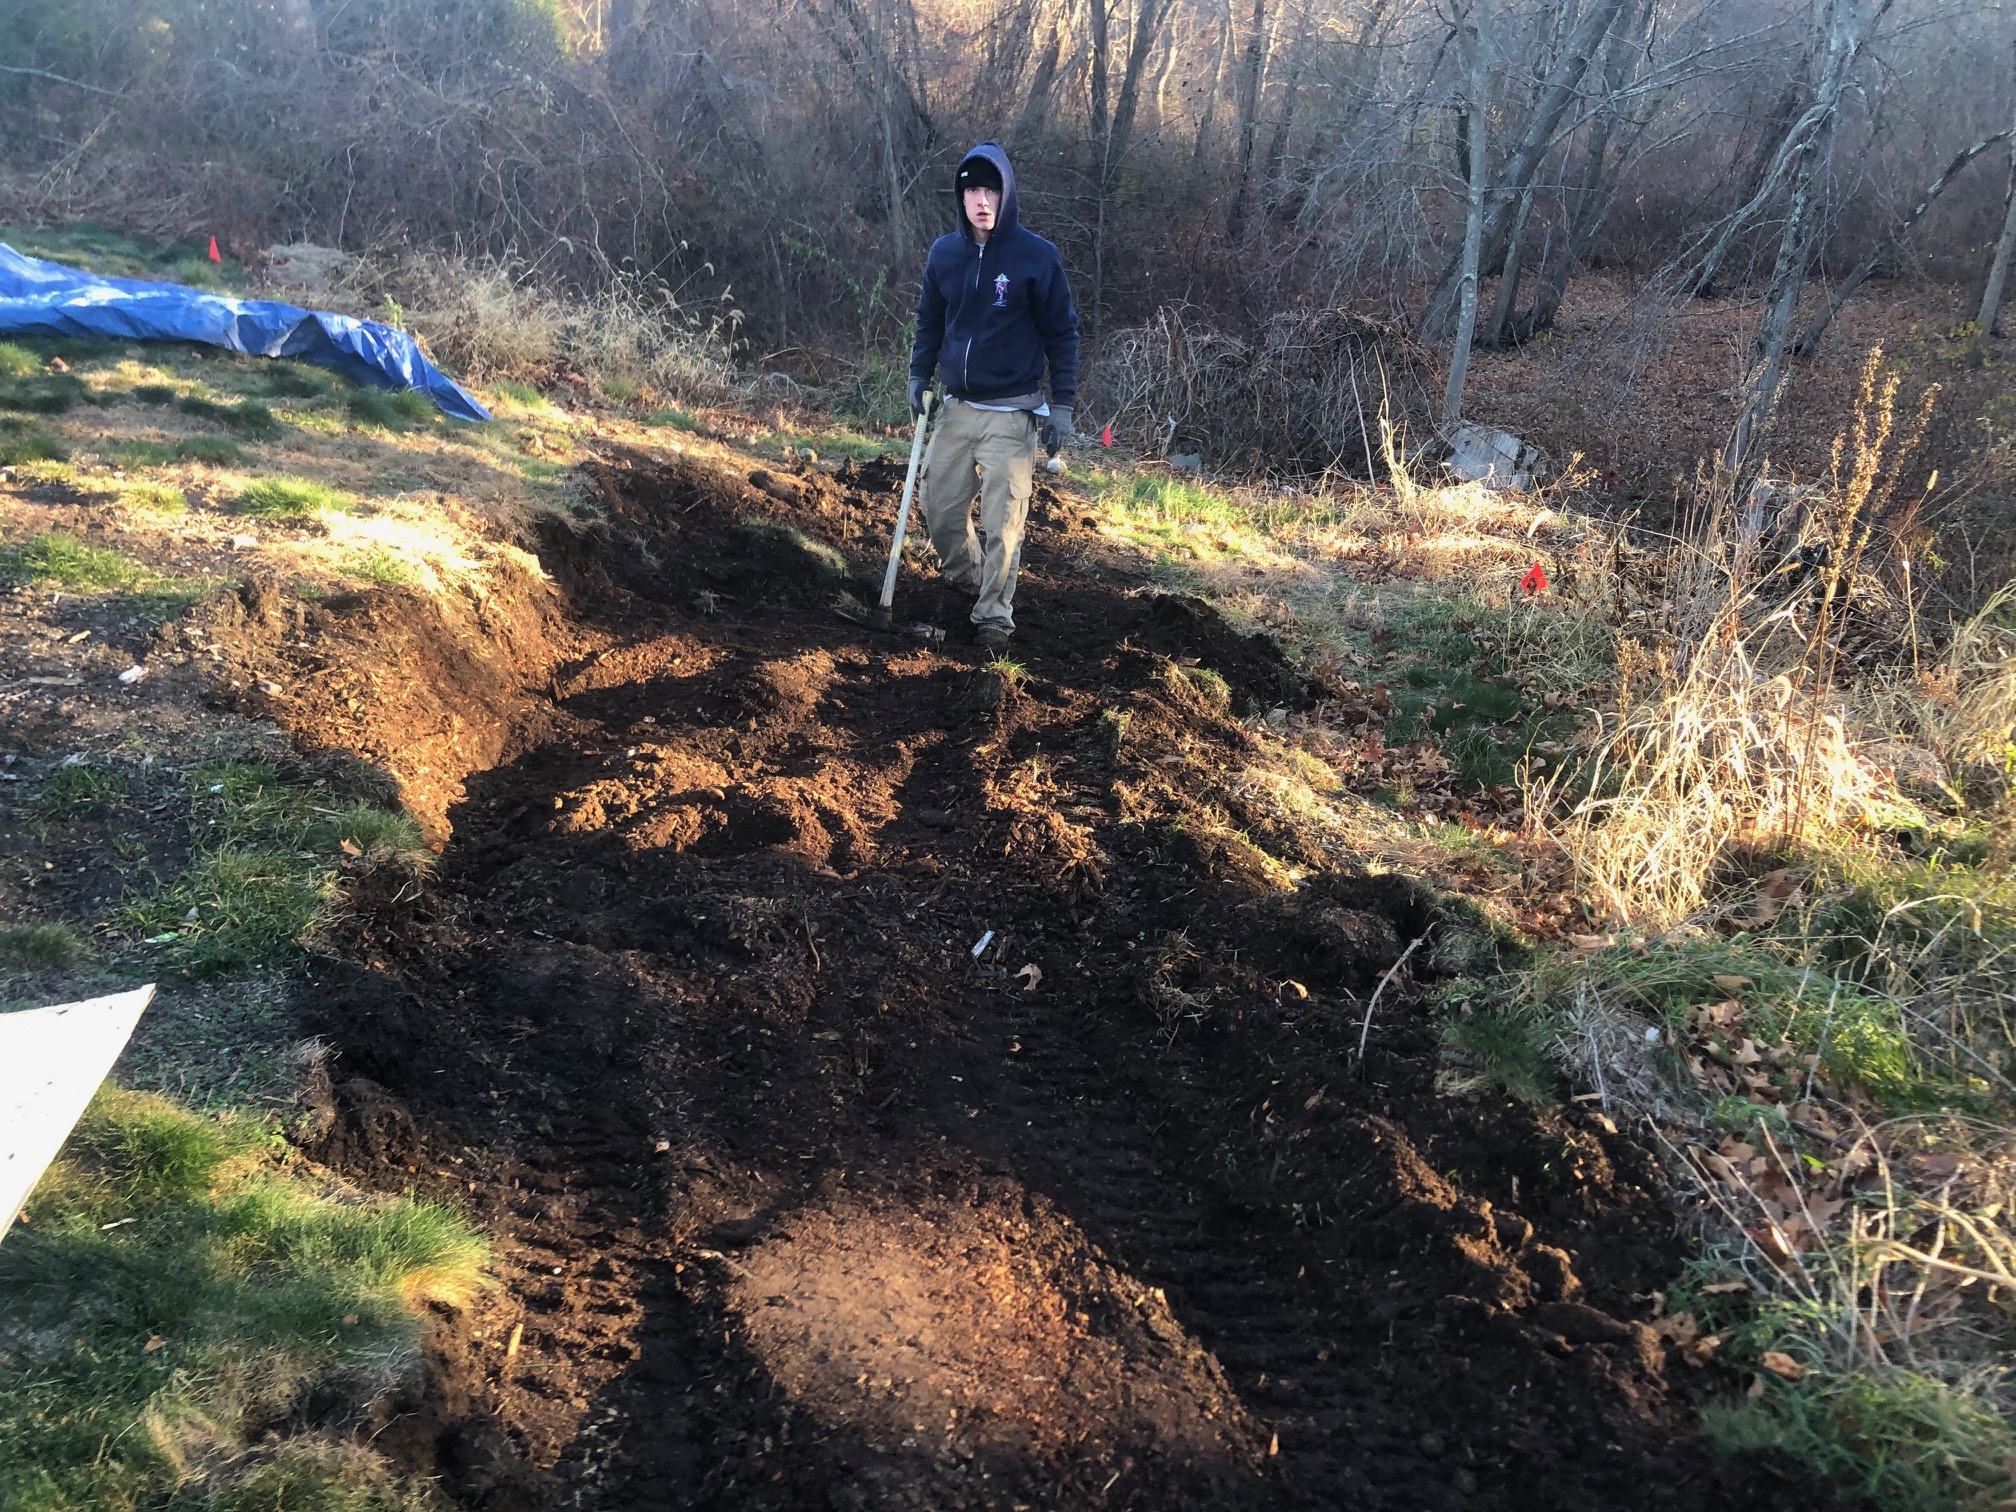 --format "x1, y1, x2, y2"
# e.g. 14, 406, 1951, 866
303, 253, 741, 404
1534, 354, 1940, 927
